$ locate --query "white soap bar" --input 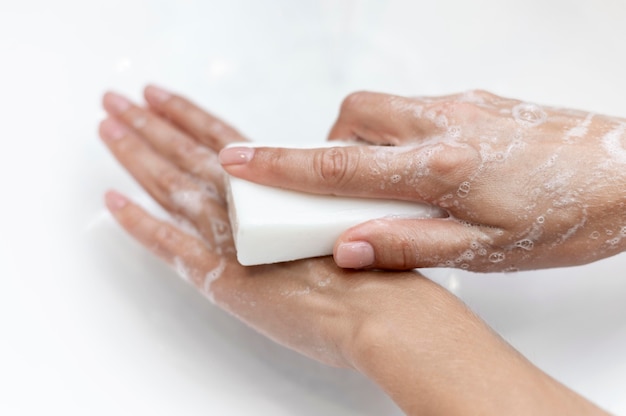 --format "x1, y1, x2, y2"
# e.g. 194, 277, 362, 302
225, 142, 445, 266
